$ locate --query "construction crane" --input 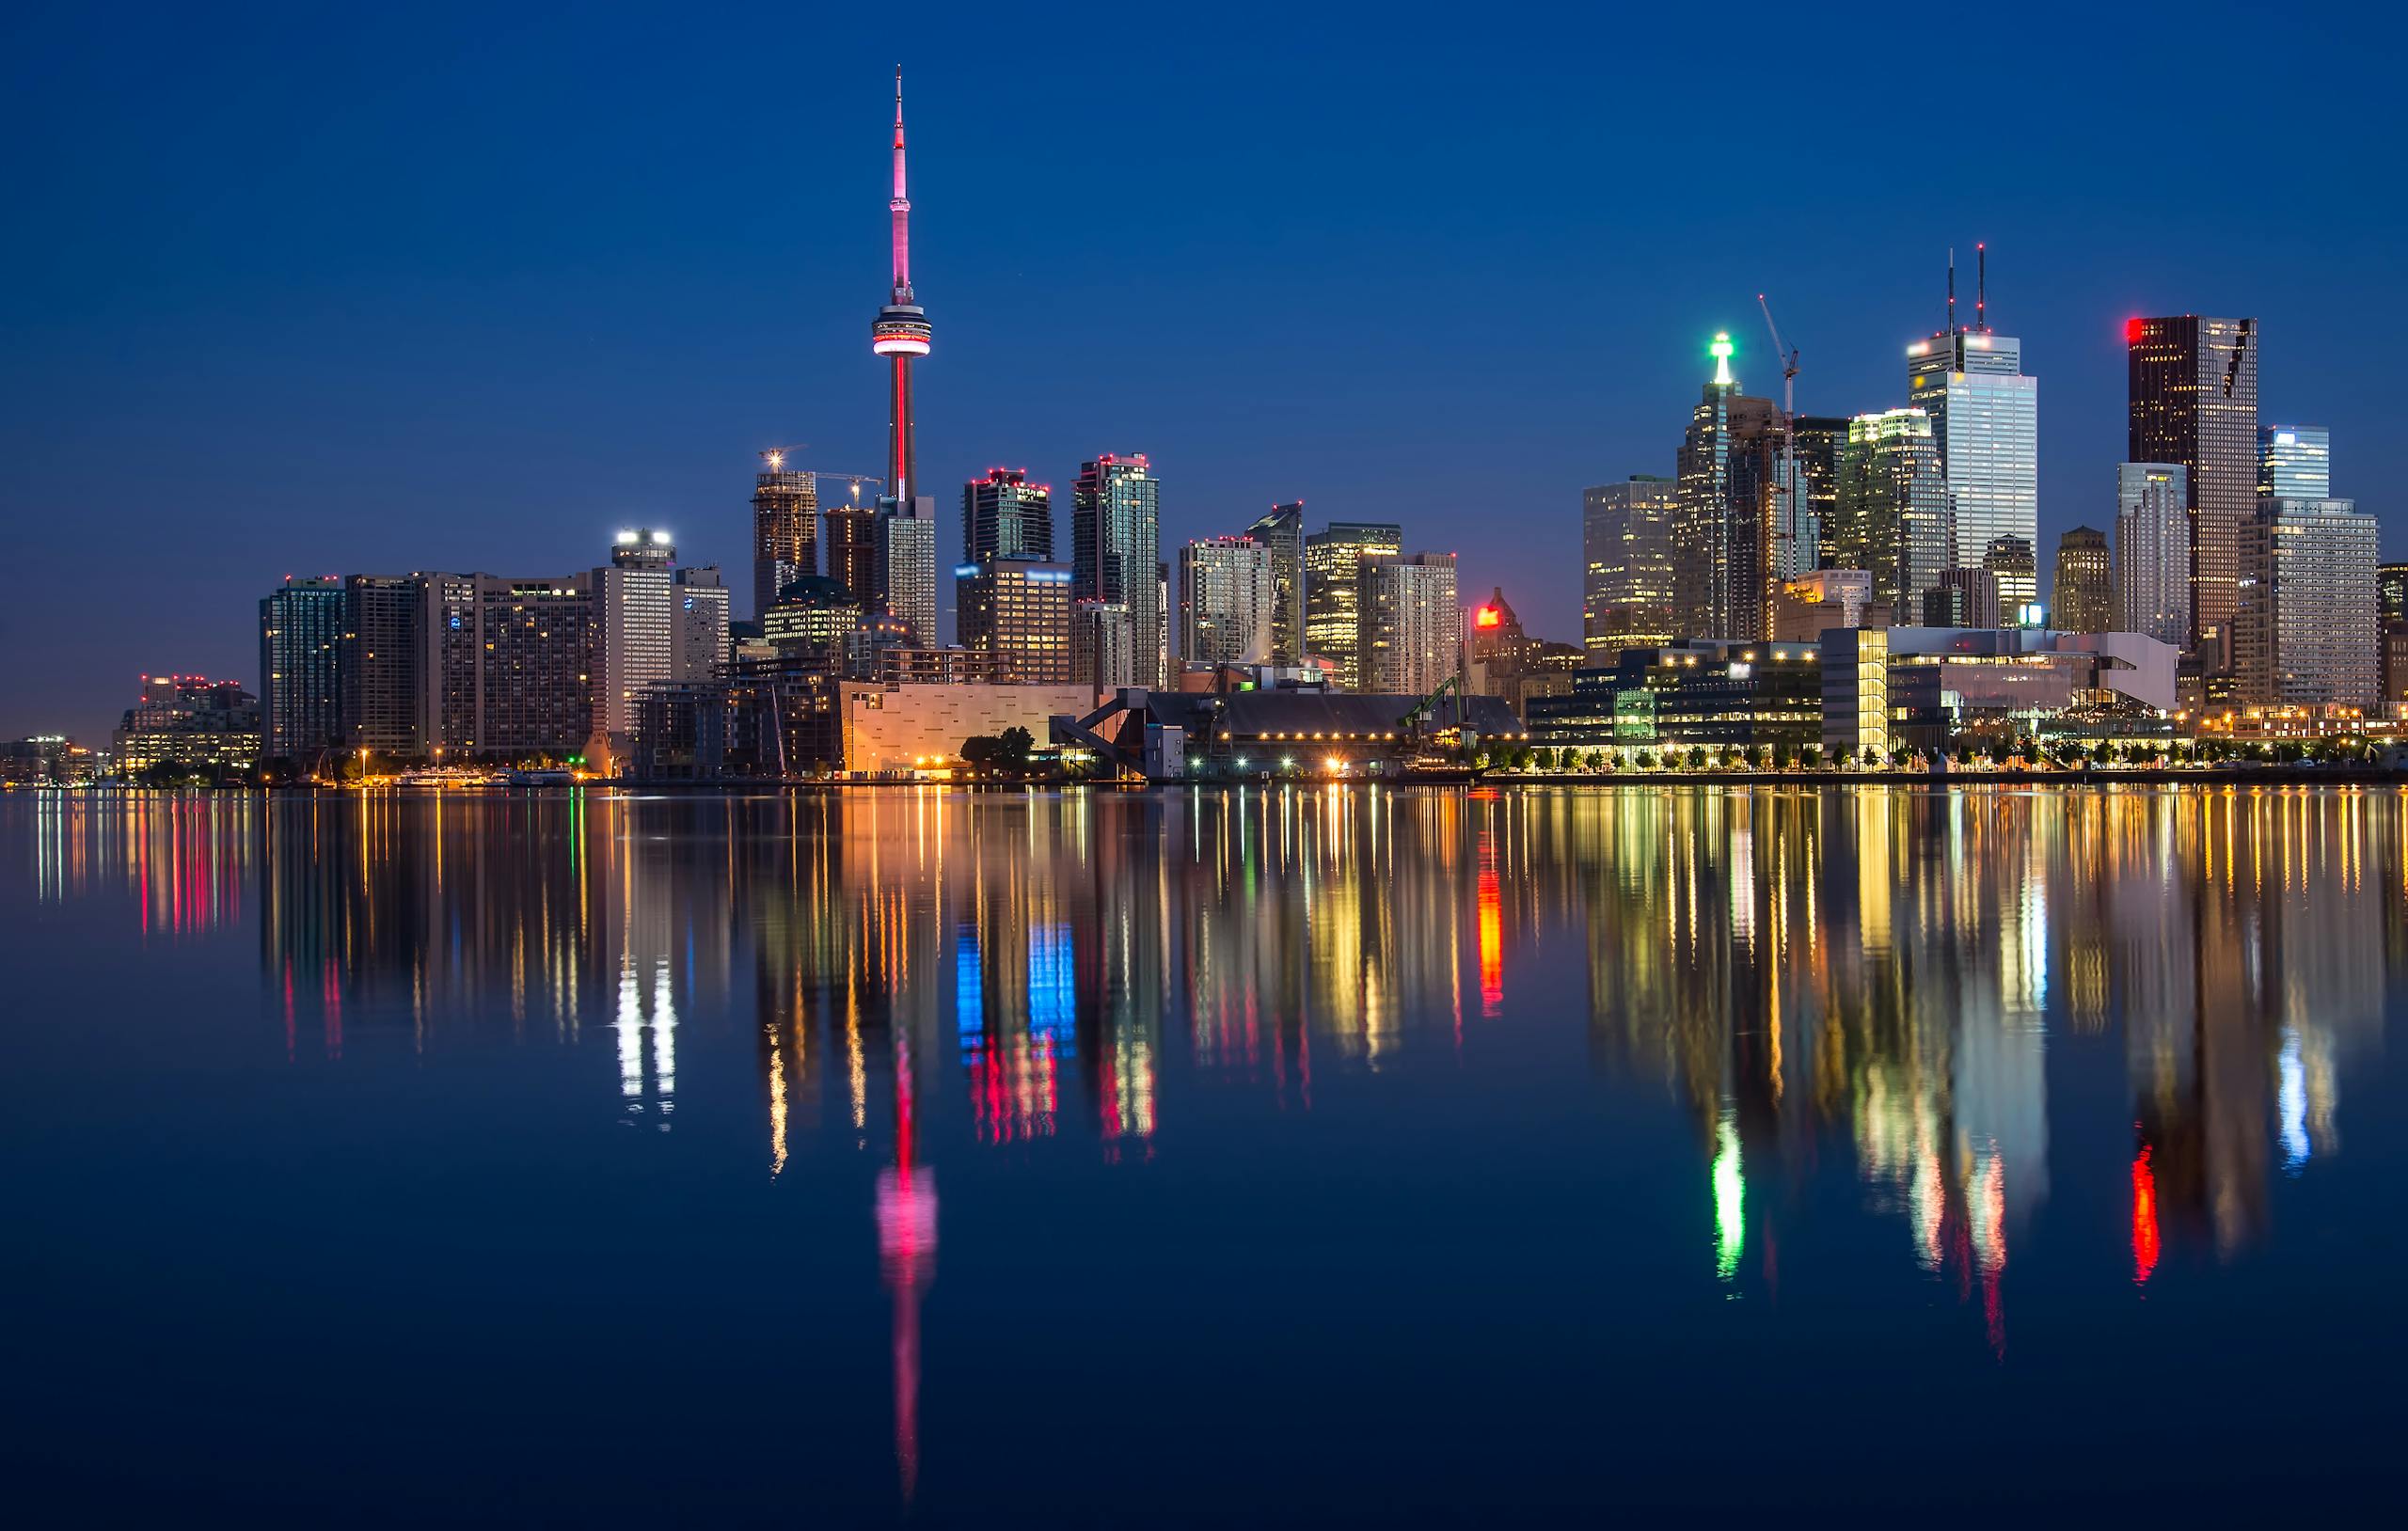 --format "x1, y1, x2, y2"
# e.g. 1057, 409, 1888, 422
1757, 293, 1803, 574
756, 447, 889, 501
